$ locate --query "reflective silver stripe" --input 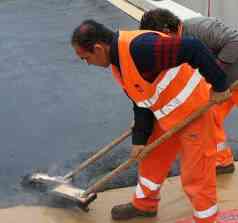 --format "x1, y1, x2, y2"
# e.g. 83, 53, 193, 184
135, 184, 145, 198
137, 100, 153, 108
137, 66, 181, 108
194, 204, 218, 219
154, 70, 202, 120
140, 176, 161, 191
217, 142, 228, 151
